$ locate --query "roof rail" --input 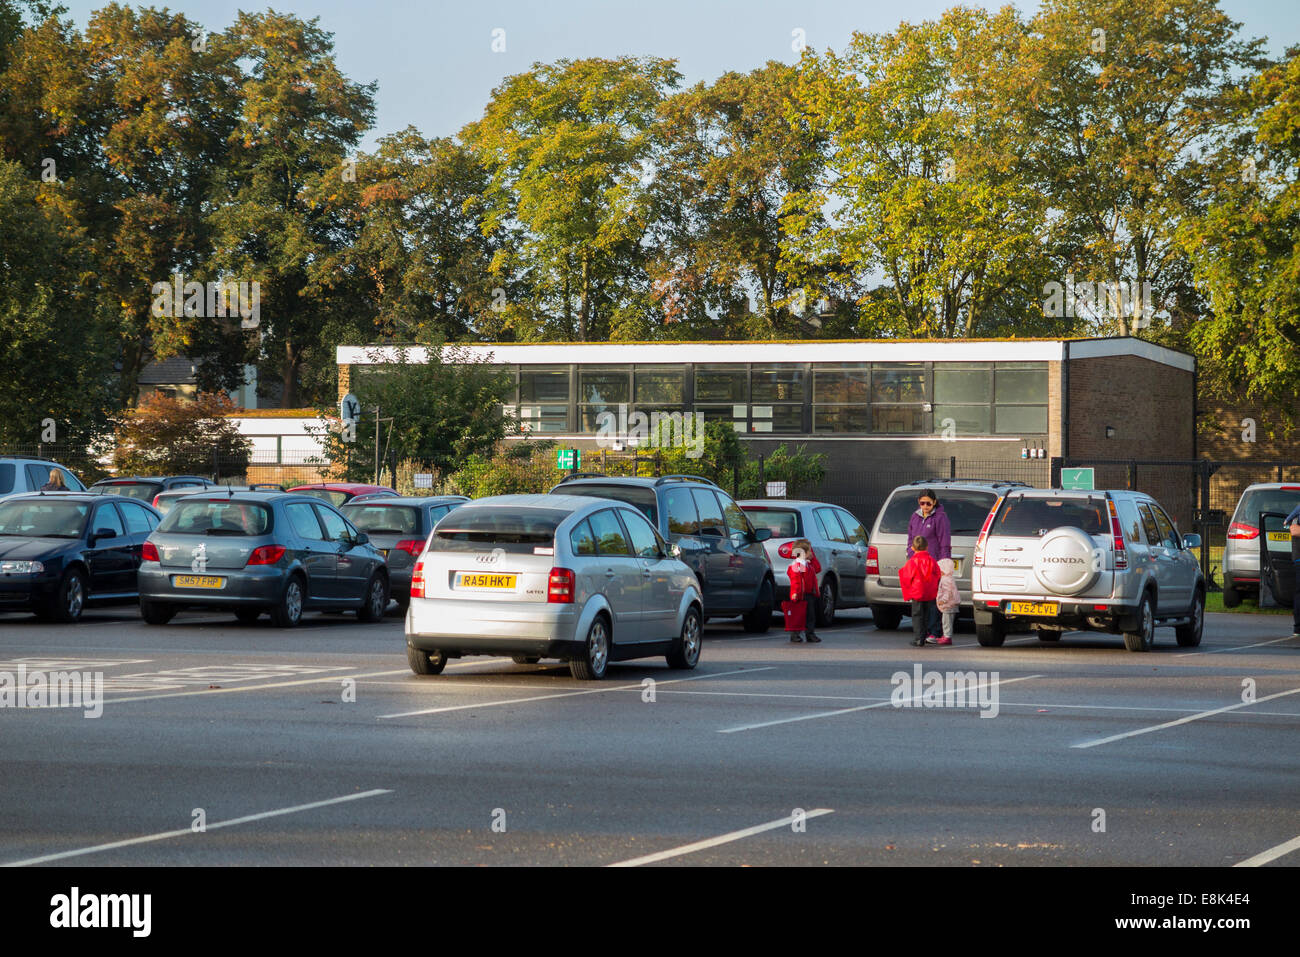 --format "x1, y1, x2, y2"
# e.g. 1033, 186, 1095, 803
908, 478, 1033, 488
654, 474, 720, 487
554, 472, 609, 483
